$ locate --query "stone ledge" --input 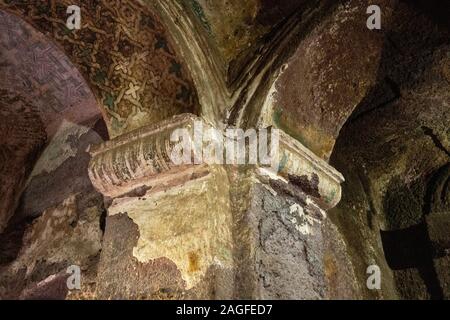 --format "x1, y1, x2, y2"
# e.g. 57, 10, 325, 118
88, 114, 201, 198
88, 113, 344, 210
274, 130, 345, 210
